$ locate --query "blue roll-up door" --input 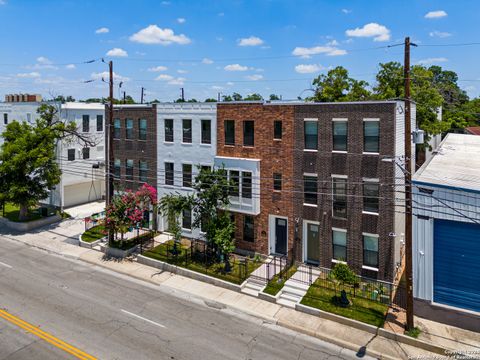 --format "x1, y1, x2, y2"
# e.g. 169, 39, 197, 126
434, 219, 480, 312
